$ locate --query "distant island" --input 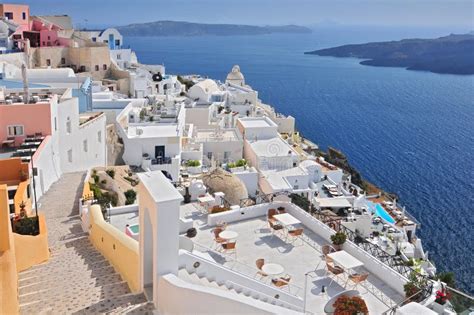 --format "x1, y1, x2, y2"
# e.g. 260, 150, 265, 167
305, 33, 474, 75
116, 20, 312, 37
